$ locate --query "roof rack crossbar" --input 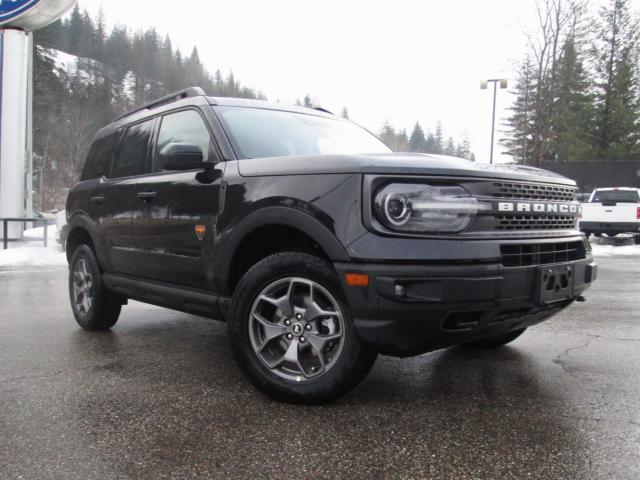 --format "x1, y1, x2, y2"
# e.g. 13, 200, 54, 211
114, 87, 206, 122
